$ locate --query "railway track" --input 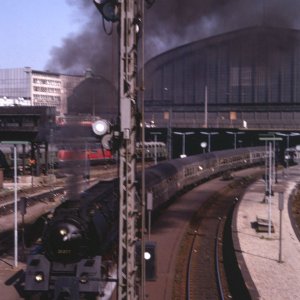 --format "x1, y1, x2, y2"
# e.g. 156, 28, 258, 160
0, 160, 153, 217
0, 162, 151, 257
0, 188, 65, 259
0, 163, 119, 212
0, 188, 64, 217
0, 179, 118, 262
175, 175, 259, 300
